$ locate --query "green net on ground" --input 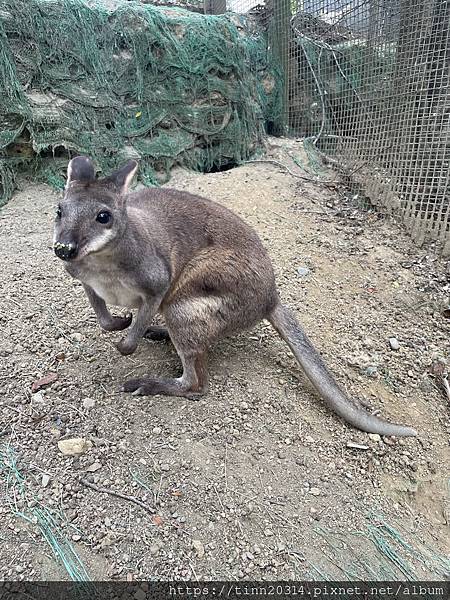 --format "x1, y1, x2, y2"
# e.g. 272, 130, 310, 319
0, 0, 281, 205
0, 444, 94, 590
